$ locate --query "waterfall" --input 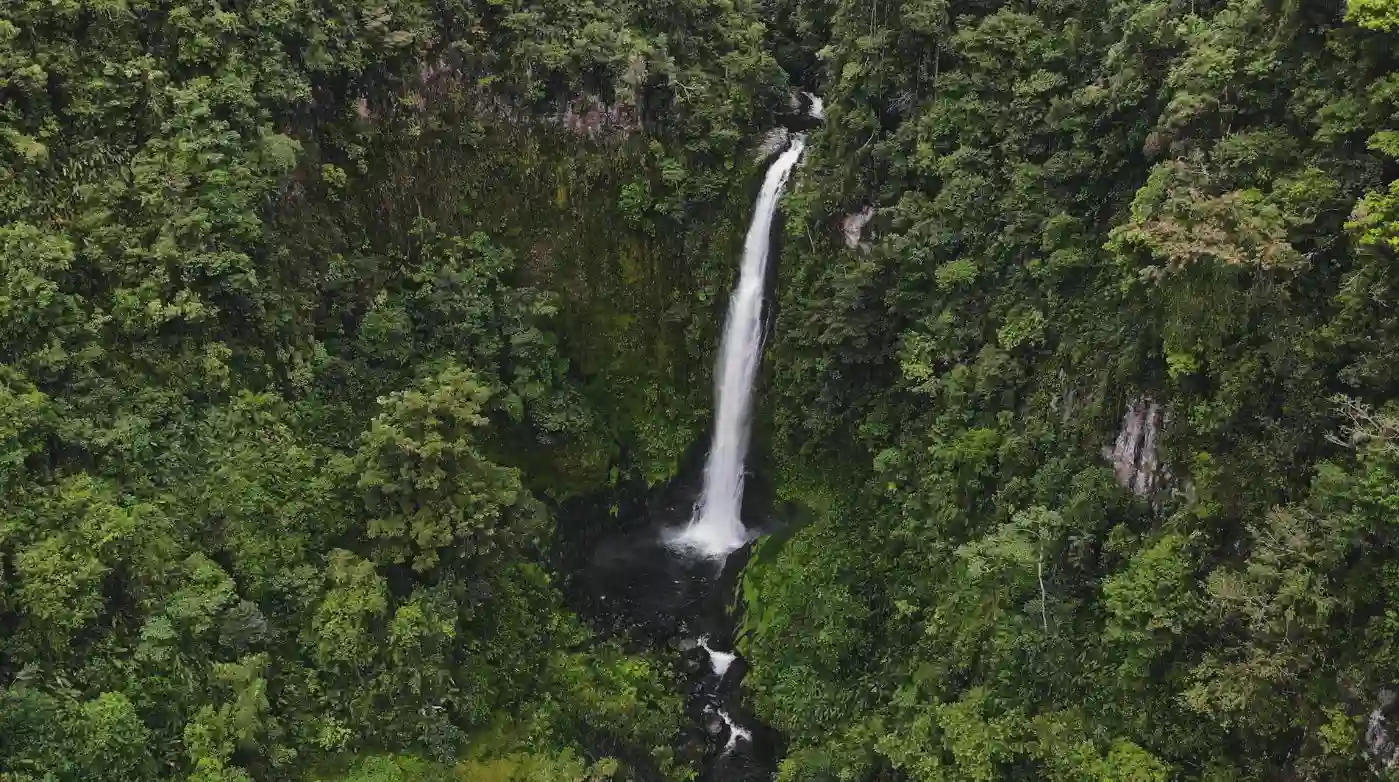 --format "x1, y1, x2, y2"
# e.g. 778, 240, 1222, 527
669, 137, 807, 559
